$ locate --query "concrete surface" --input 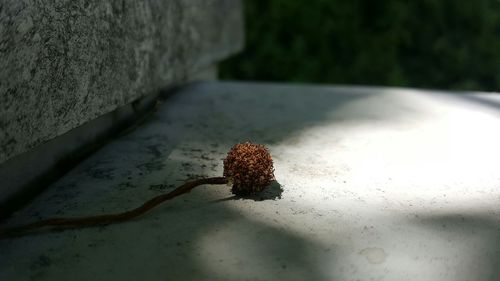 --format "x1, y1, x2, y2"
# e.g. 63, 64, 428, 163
1, 82, 500, 280
0, 0, 243, 164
